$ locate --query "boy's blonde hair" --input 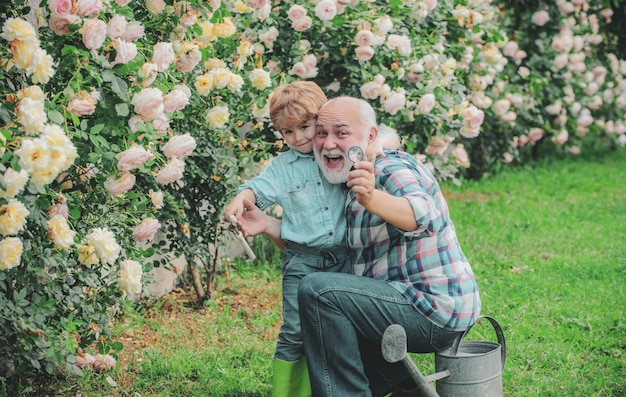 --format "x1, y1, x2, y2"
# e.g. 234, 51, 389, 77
270, 81, 327, 130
